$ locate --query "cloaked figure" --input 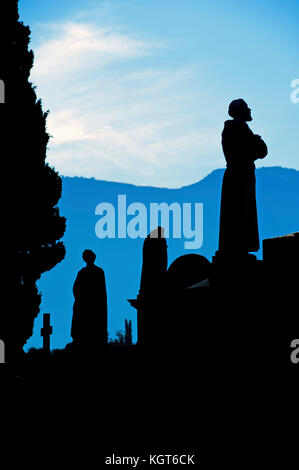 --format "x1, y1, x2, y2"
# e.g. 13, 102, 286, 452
71, 249, 107, 348
218, 99, 267, 256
